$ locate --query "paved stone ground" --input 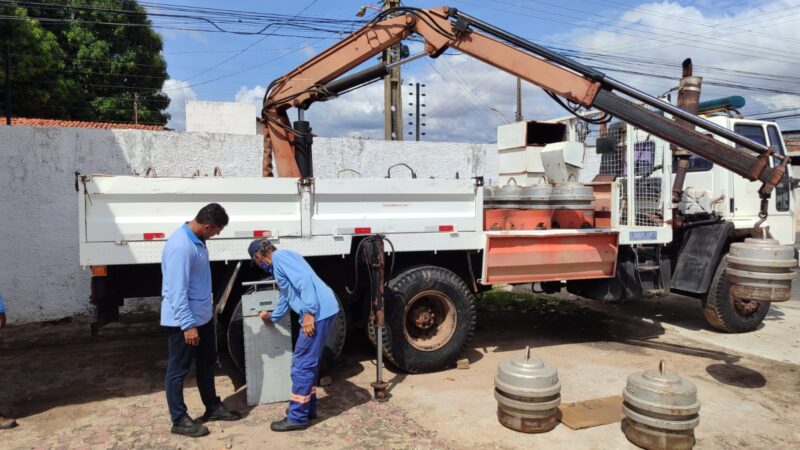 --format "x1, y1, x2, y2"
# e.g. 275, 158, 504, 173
1, 293, 799, 449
